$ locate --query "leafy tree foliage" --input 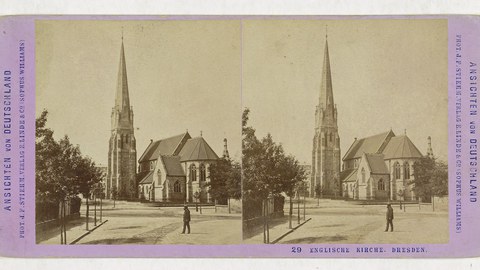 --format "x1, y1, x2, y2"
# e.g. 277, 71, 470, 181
411, 156, 448, 201
36, 110, 102, 220
242, 108, 306, 219
208, 158, 241, 204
